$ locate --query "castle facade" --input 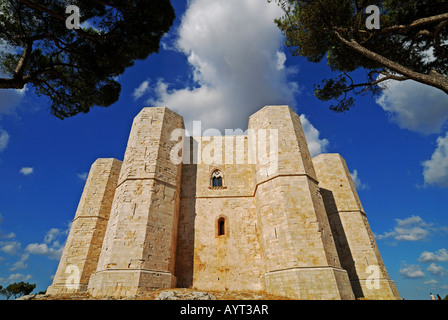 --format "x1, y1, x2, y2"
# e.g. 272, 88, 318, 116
47, 106, 400, 299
